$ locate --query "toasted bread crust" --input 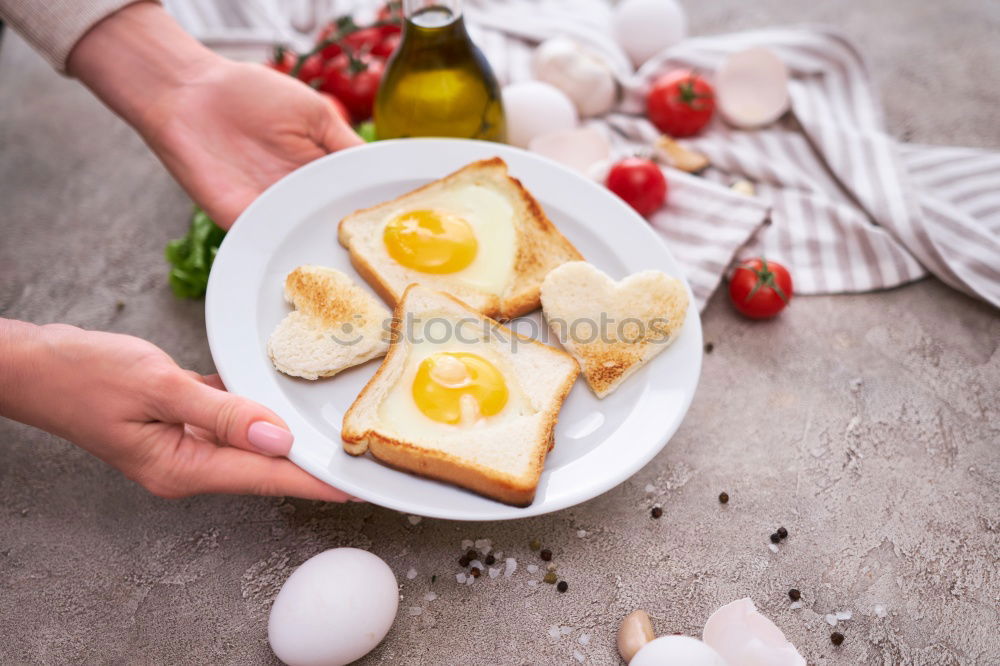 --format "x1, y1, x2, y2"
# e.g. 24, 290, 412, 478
341, 285, 579, 506
338, 158, 582, 320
